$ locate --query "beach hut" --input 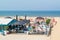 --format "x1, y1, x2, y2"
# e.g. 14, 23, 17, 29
14, 20, 30, 31
0, 17, 30, 35
8, 19, 30, 33
0, 18, 14, 35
